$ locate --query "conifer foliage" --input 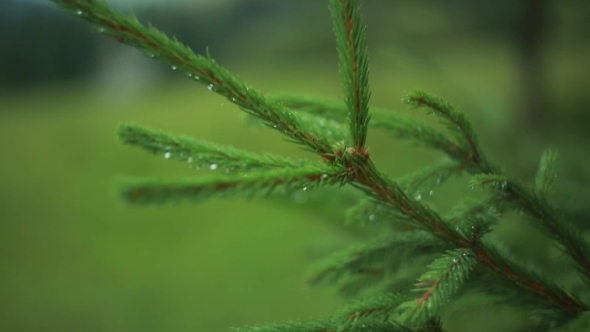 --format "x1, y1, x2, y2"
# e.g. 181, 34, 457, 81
51, 0, 590, 331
